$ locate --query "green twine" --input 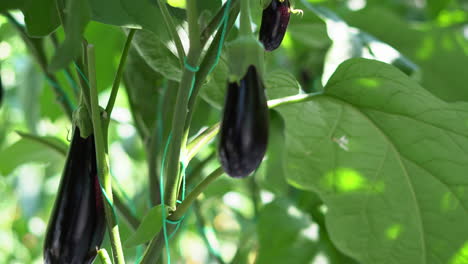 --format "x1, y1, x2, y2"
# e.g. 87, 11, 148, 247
100, 183, 119, 223
159, 1, 232, 263
74, 62, 90, 86
63, 70, 80, 95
